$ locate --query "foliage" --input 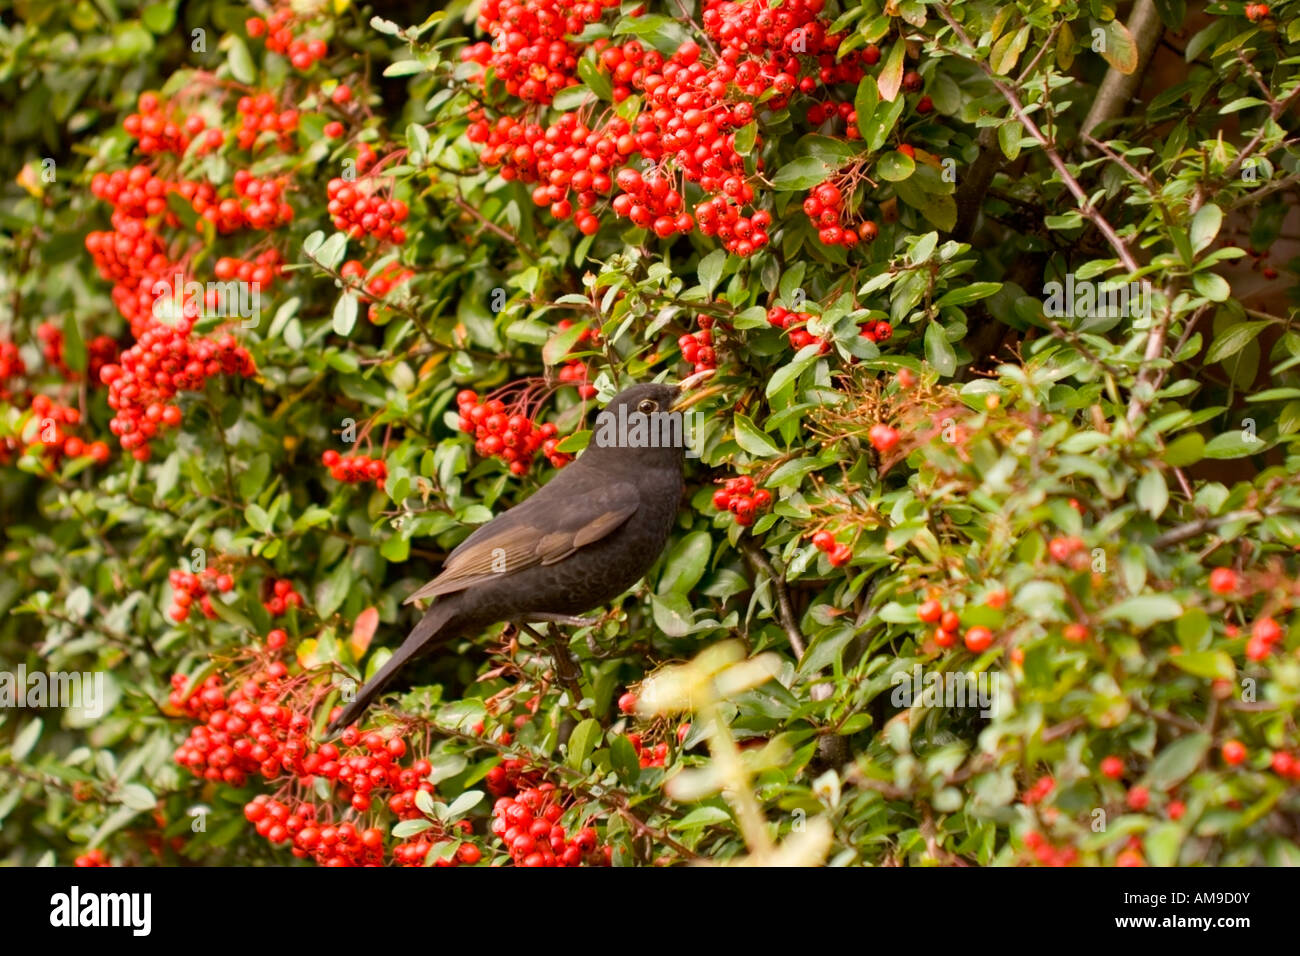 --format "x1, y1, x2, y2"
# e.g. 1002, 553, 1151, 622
1, 0, 1299, 867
